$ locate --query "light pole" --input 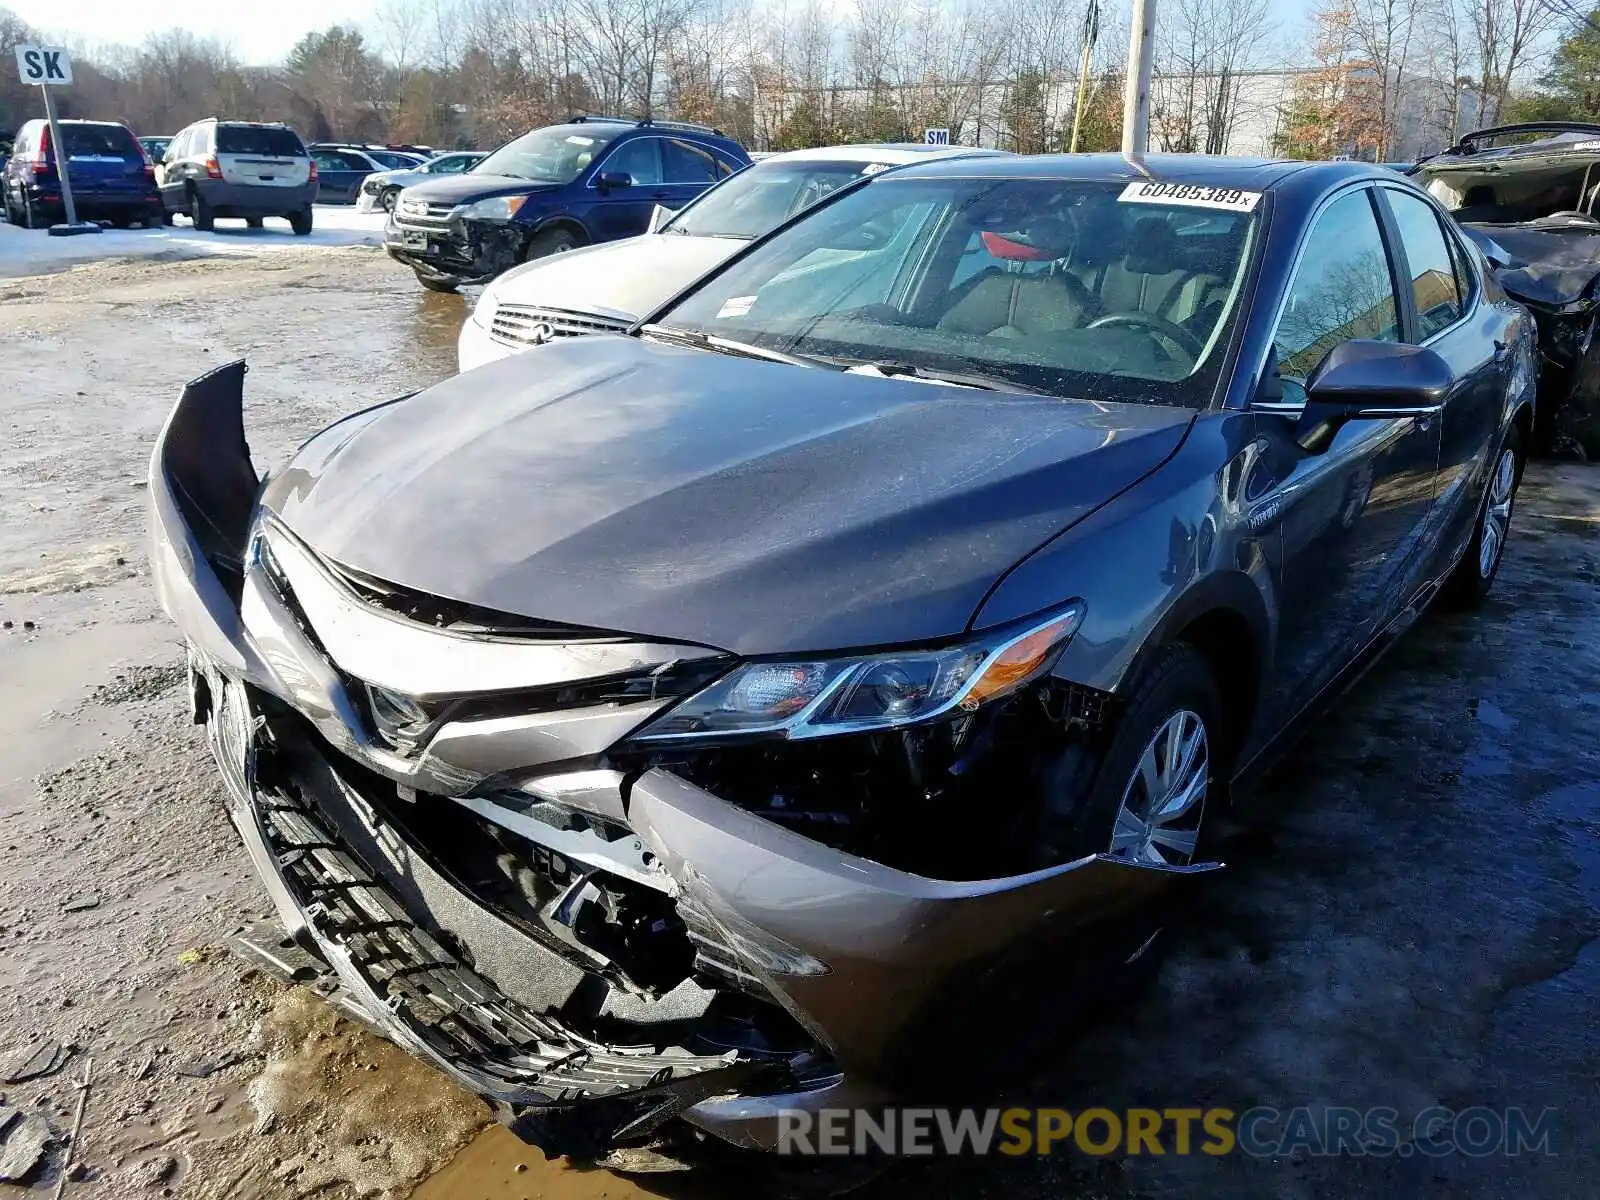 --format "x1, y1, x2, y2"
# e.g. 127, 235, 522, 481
1121, 0, 1157, 157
